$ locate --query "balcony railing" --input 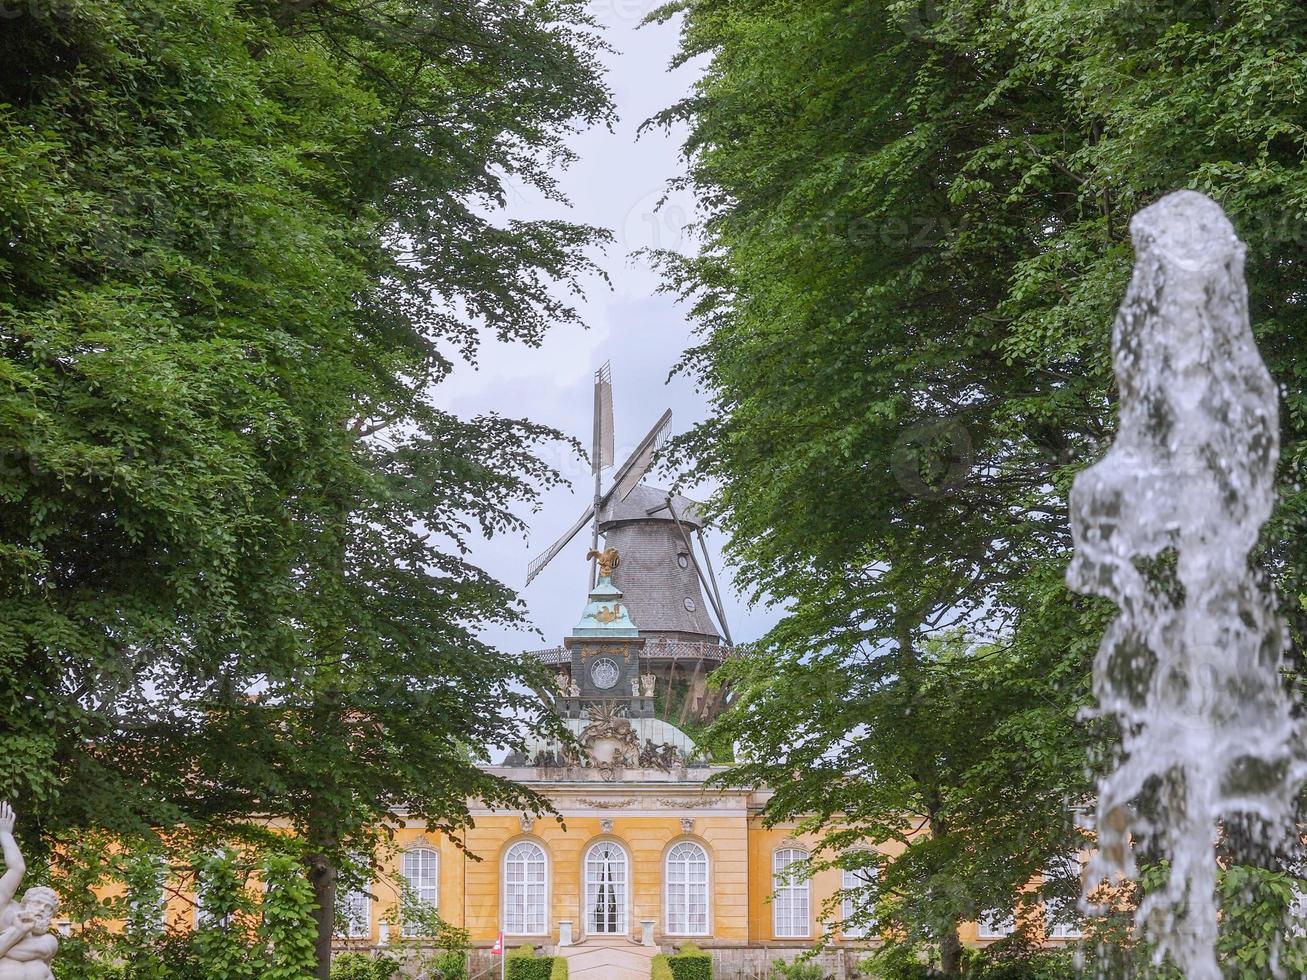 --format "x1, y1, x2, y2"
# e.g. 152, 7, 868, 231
523, 639, 736, 666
